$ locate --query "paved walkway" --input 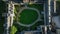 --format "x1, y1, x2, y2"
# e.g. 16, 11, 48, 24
17, 7, 40, 27
52, 16, 60, 28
